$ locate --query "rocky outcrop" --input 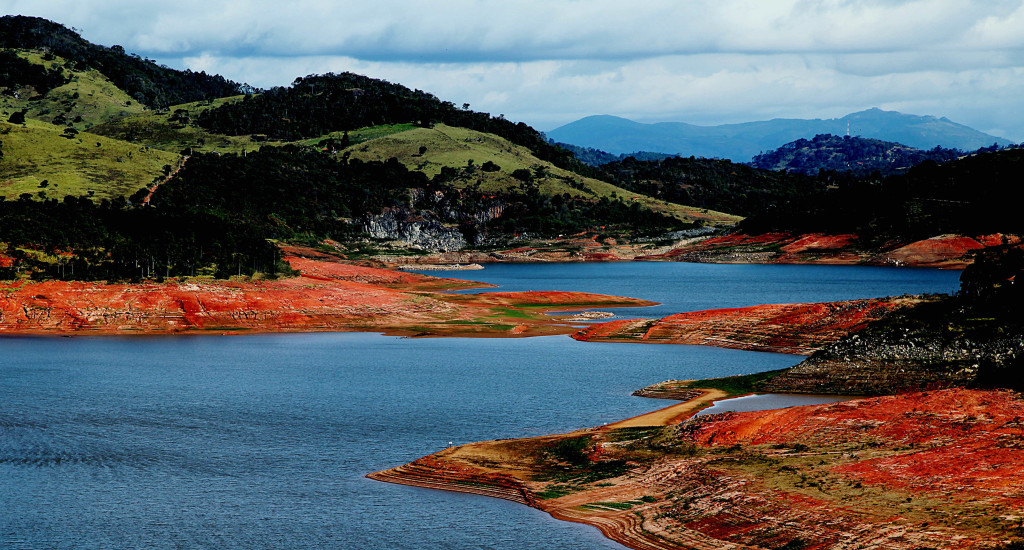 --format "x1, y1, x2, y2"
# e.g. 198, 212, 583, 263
363, 207, 467, 252
573, 297, 919, 355
371, 388, 1024, 550
764, 319, 1024, 395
